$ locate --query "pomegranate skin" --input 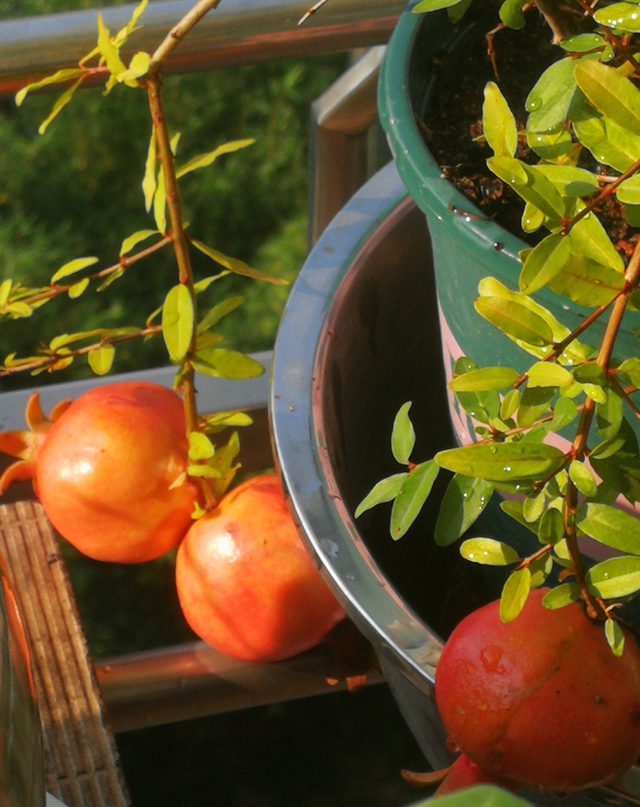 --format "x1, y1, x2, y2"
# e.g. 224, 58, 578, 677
35, 381, 199, 563
175, 473, 346, 662
435, 588, 640, 793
